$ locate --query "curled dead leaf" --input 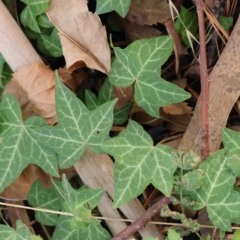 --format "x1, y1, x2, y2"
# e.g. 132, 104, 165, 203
59, 67, 87, 92
12, 62, 56, 125
165, 20, 183, 73
114, 85, 134, 110
47, 0, 111, 74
